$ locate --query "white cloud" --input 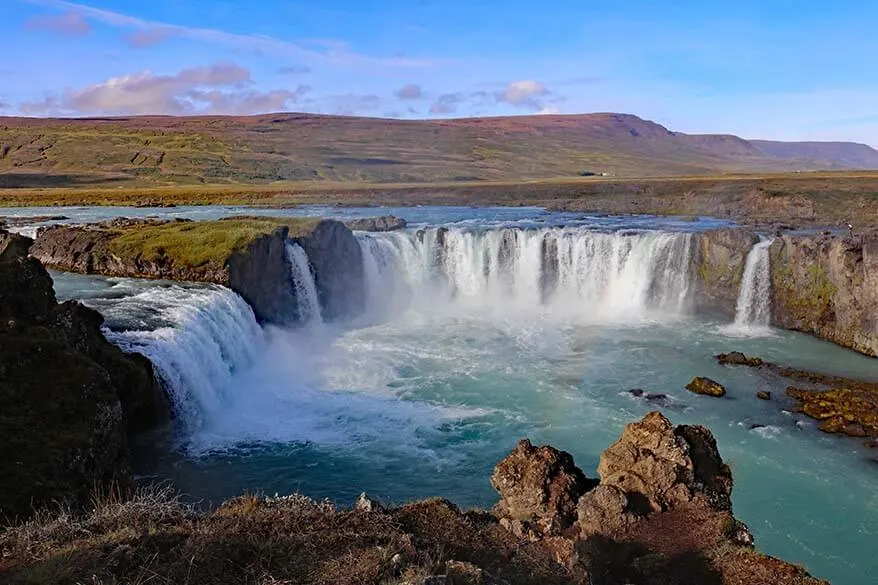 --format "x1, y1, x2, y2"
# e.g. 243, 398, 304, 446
429, 93, 464, 114
19, 63, 310, 115
496, 80, 550, 111
536, 107, 561, 115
